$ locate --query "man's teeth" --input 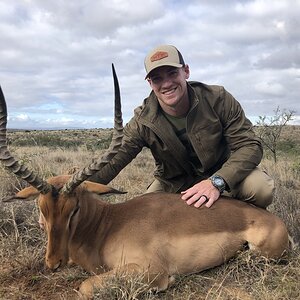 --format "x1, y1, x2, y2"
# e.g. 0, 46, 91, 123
163, 88, 176, 95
